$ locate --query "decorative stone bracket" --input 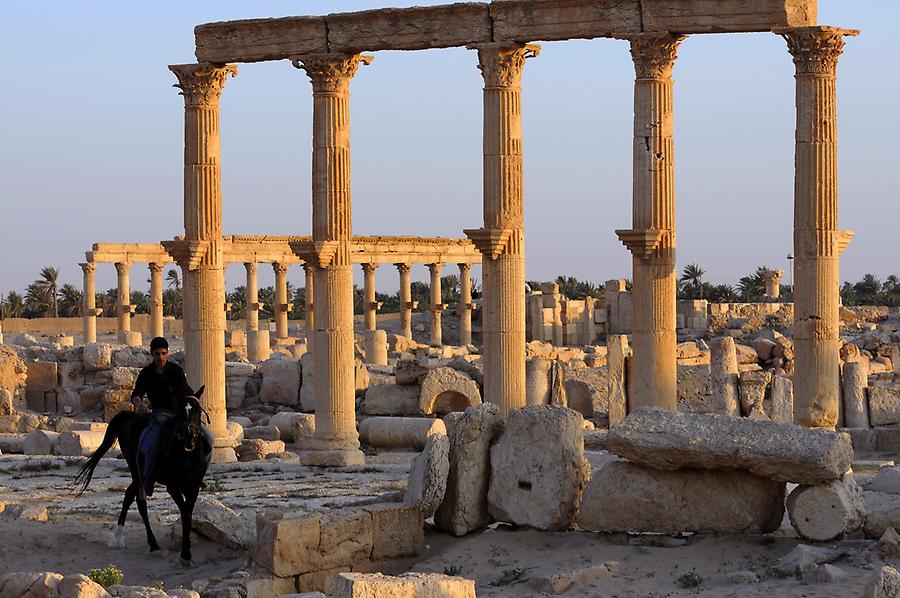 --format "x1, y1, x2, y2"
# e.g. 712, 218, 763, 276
118, 304, 136, 315
615, 228, 665, 259
90, 308, 104, 317
224, 302, 233, 312
464, 227, 513, 259
836, 230, 854, 255
277, 303, 294, 313
430, 304, 448, 312
248, 302, 261, 311
368, 301, 383, 311
162, 239, 210, 271
290, 240, 340, 269
404, 301, 419, 310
